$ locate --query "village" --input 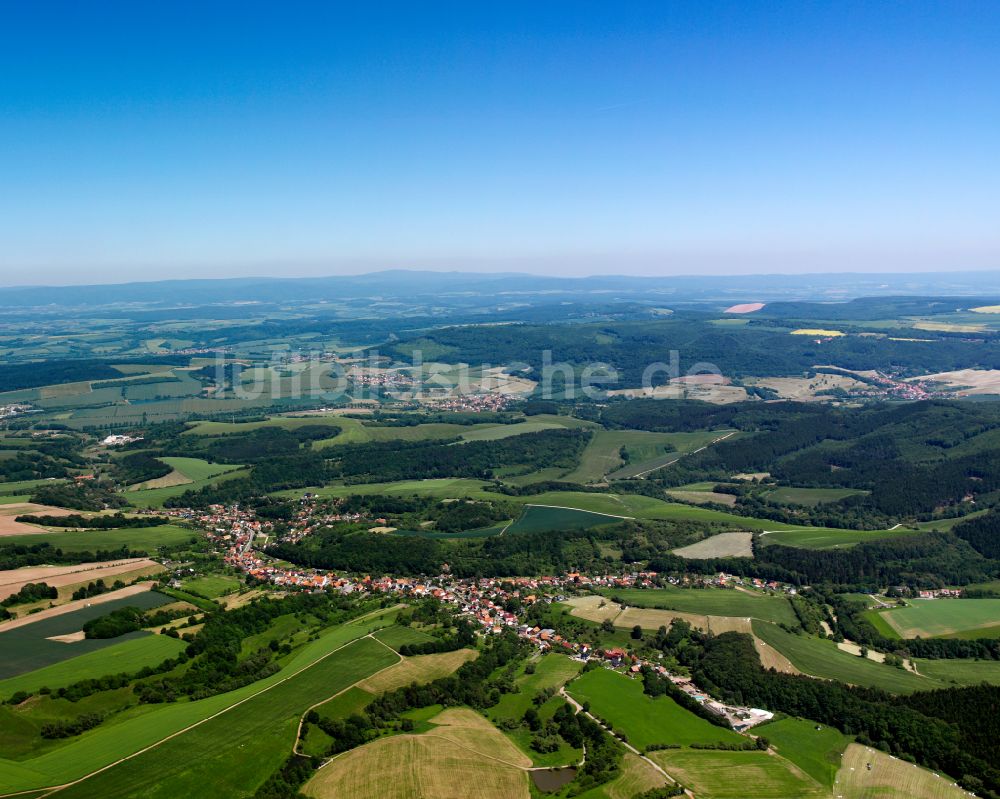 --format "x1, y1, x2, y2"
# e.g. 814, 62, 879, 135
155, 501, 784, 734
